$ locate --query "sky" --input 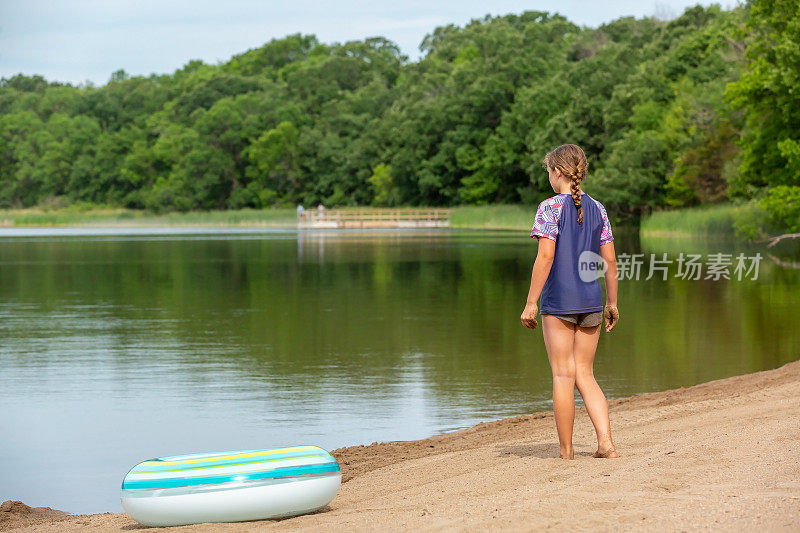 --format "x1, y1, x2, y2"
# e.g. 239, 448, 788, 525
0, 0, 732, 87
